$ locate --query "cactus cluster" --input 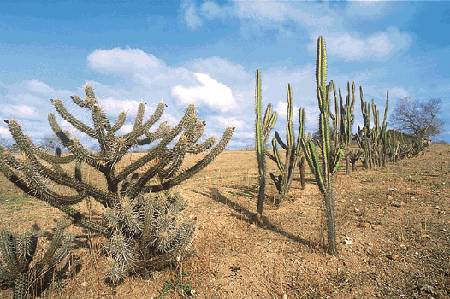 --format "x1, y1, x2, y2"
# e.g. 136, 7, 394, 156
356, 88, 389, 169
0, 223, 73, 299
103, 192, 195, 285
